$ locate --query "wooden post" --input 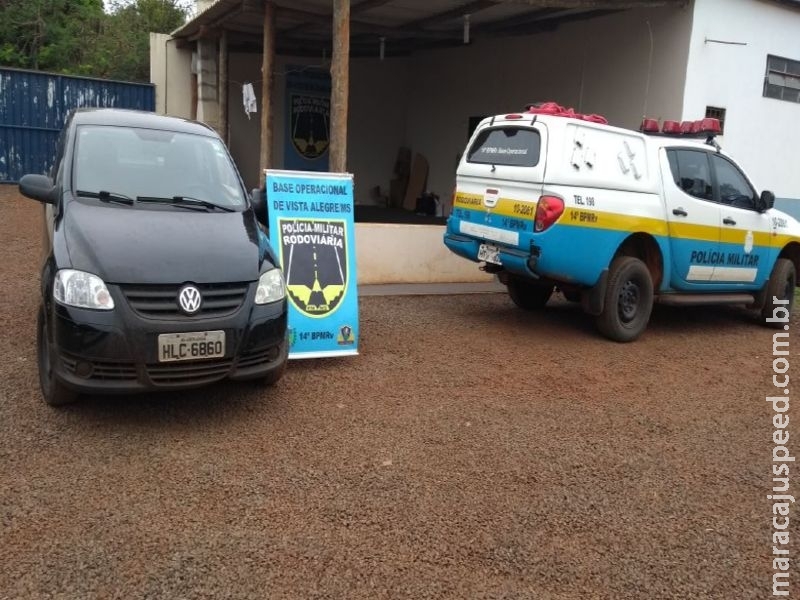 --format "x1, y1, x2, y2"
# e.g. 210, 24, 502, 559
218, 30, 228, 145
260, 1, 276, 186
329, 0, 350, 173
